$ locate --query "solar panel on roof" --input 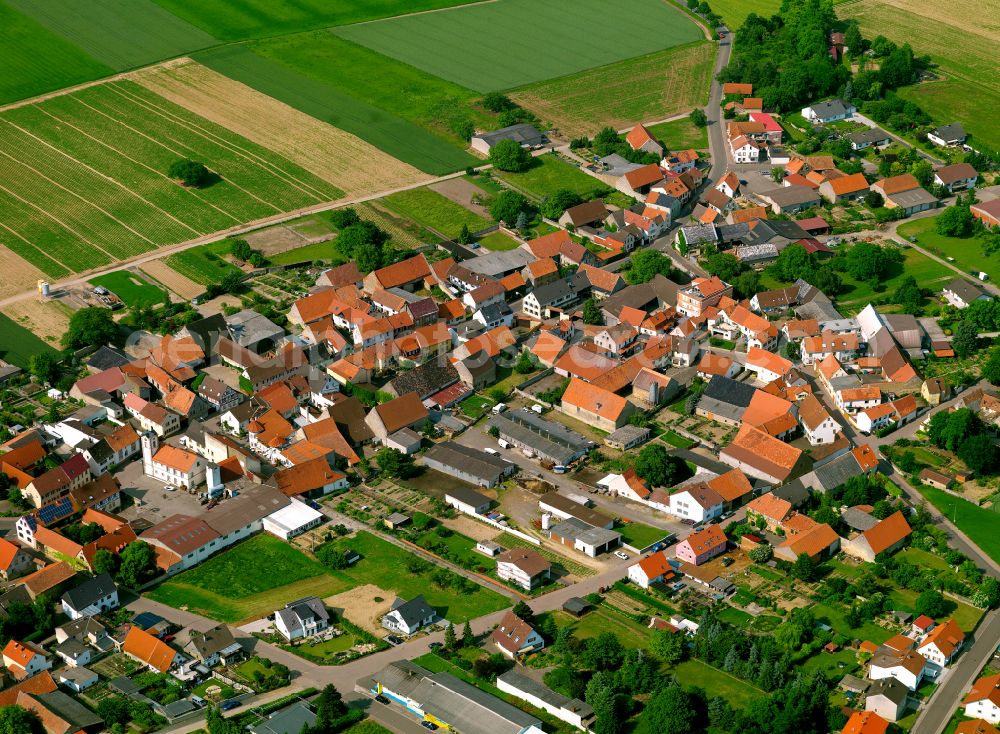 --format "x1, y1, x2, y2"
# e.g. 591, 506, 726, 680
37, 497, 74, 525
